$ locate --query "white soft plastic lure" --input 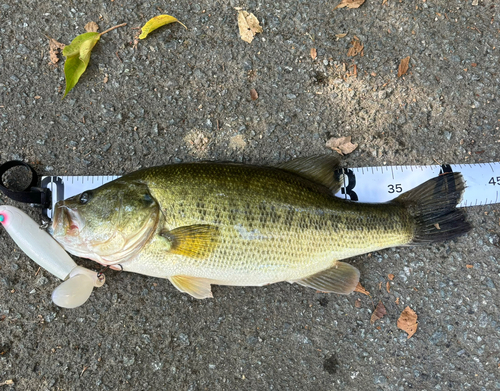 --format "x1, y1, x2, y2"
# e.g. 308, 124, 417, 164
0, 205, 104, 308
